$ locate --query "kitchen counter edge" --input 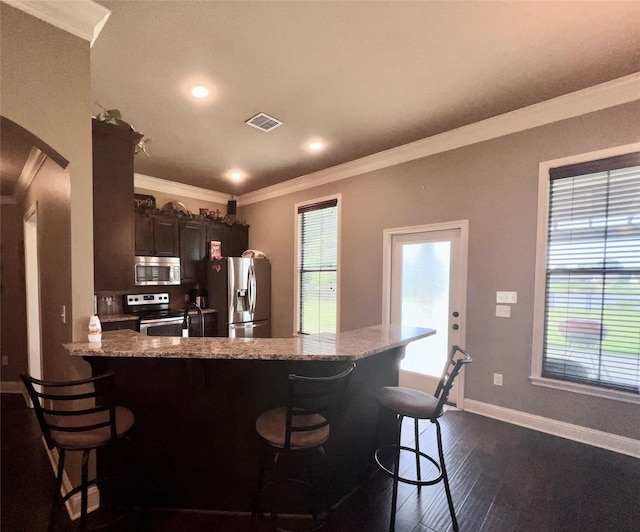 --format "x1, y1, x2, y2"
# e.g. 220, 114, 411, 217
63, 324, 435, 362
